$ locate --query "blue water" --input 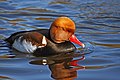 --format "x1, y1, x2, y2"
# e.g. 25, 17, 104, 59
0, 0, 120, 80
